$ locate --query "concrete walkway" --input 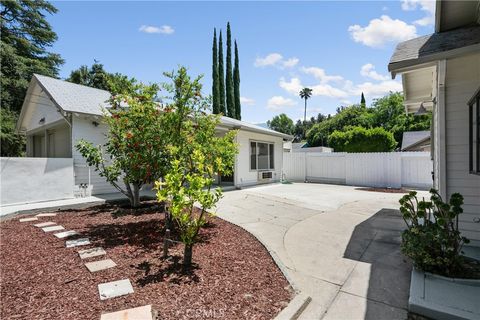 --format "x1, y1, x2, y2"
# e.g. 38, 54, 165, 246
216, 183, 428, 320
